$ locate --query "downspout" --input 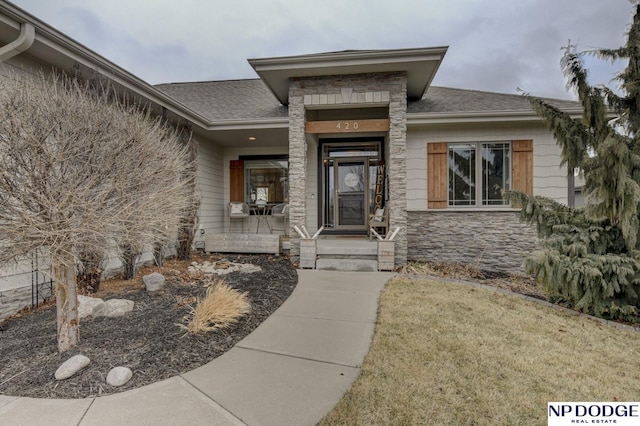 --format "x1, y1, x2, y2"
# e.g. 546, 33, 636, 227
0, 22, 35, 62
